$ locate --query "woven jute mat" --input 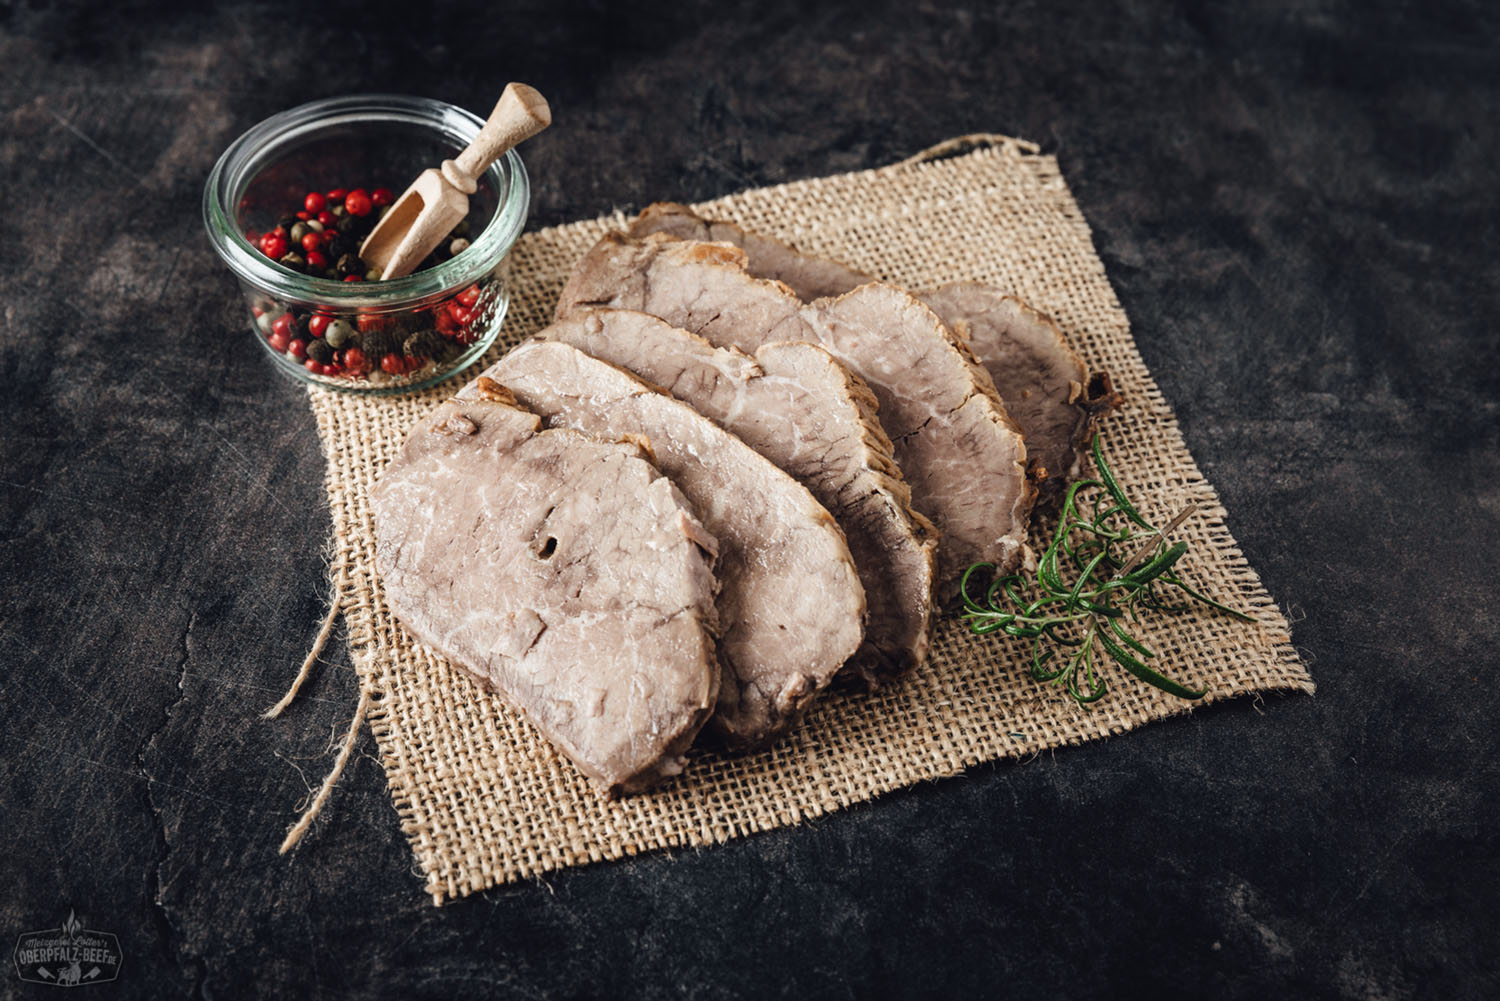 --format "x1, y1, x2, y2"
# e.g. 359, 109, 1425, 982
305, 136, 1313, 904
